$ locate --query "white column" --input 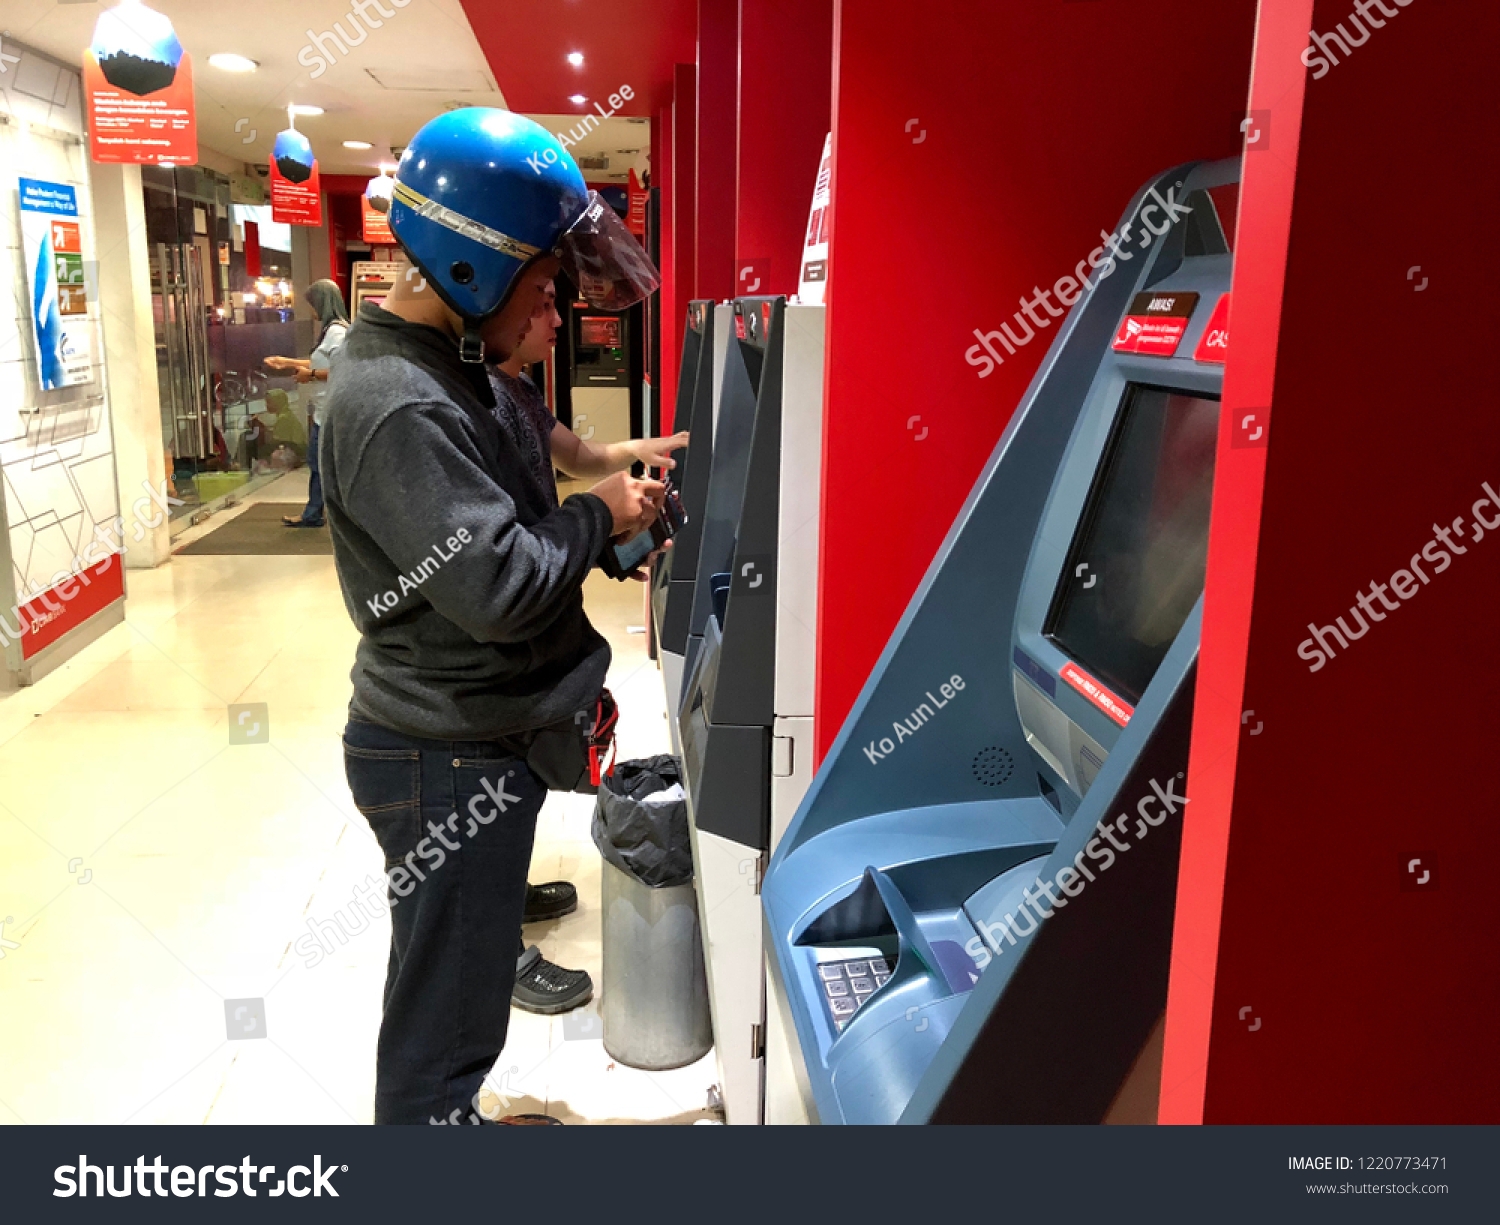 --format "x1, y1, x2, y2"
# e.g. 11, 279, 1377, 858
88, 160, 171, 569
